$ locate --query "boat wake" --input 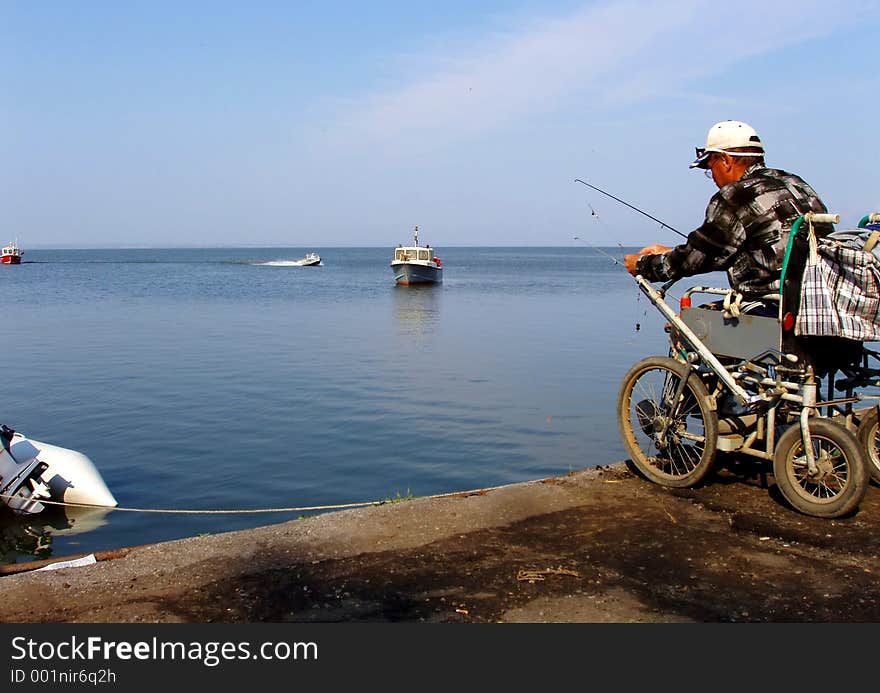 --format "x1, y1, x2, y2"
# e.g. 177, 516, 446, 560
253, 257, 322, 267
